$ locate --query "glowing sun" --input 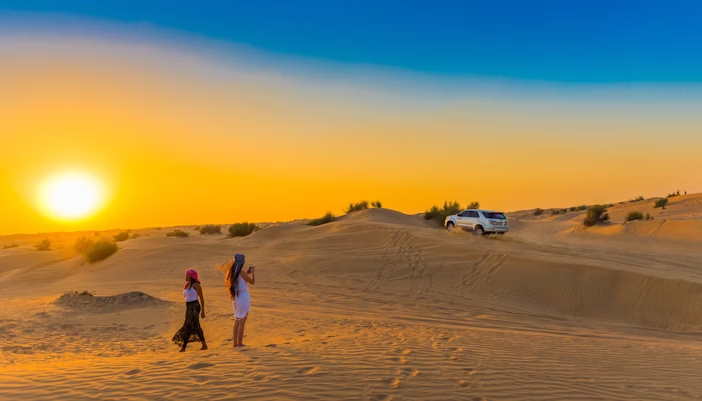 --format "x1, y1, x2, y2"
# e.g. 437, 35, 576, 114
39, 172, 106, 220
